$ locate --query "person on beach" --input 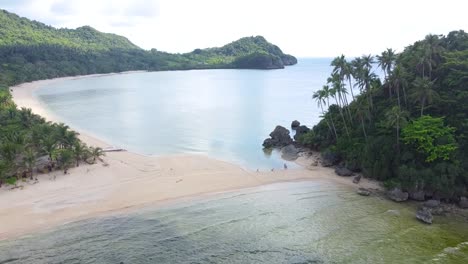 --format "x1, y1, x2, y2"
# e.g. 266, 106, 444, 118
284, 163, 288, 170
